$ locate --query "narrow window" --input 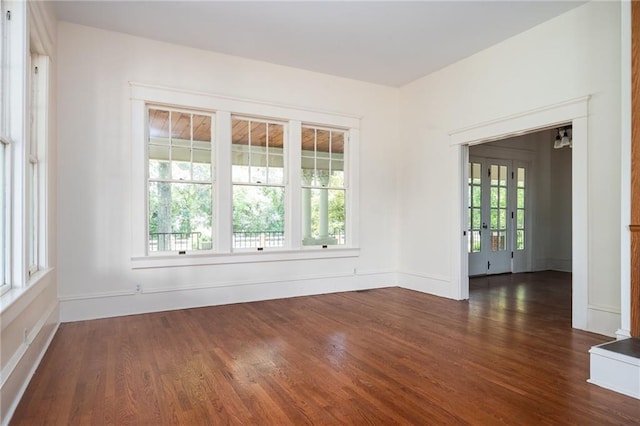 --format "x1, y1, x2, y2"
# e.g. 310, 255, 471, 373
147, 107, 214, 253
0, 137, 8, 293
516, 167, 526, 250
0, 0, 11, 293
468, 162, 482, 253
301, 125, 347, 246
231, 117, 286, 250
490, 164, 508, 251
27, 57, 39, 275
